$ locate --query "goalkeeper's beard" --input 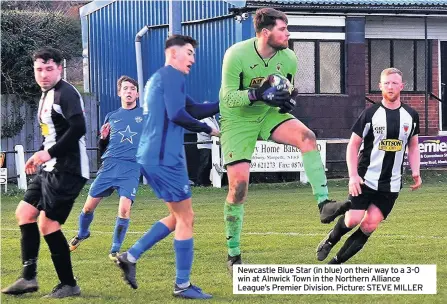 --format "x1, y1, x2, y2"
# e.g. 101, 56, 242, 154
267, 36, 288, 50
